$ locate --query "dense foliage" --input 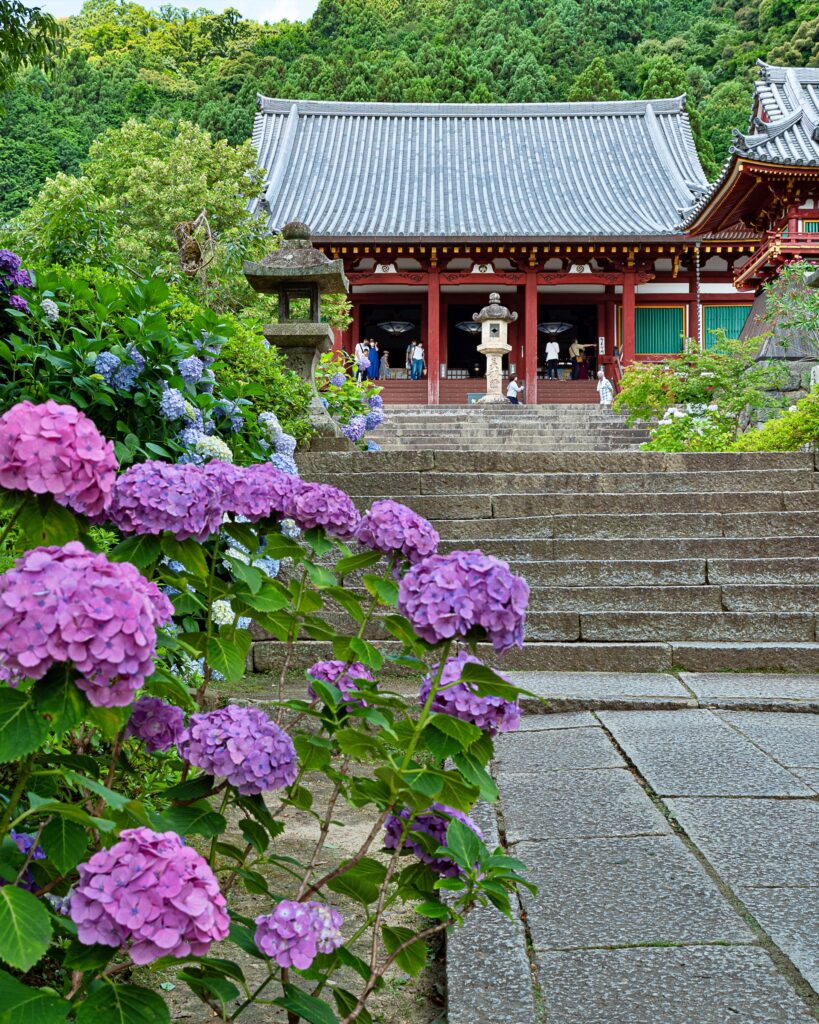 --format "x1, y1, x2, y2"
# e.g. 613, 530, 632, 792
0, 0, 814, 219
732, 385, 819, 450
